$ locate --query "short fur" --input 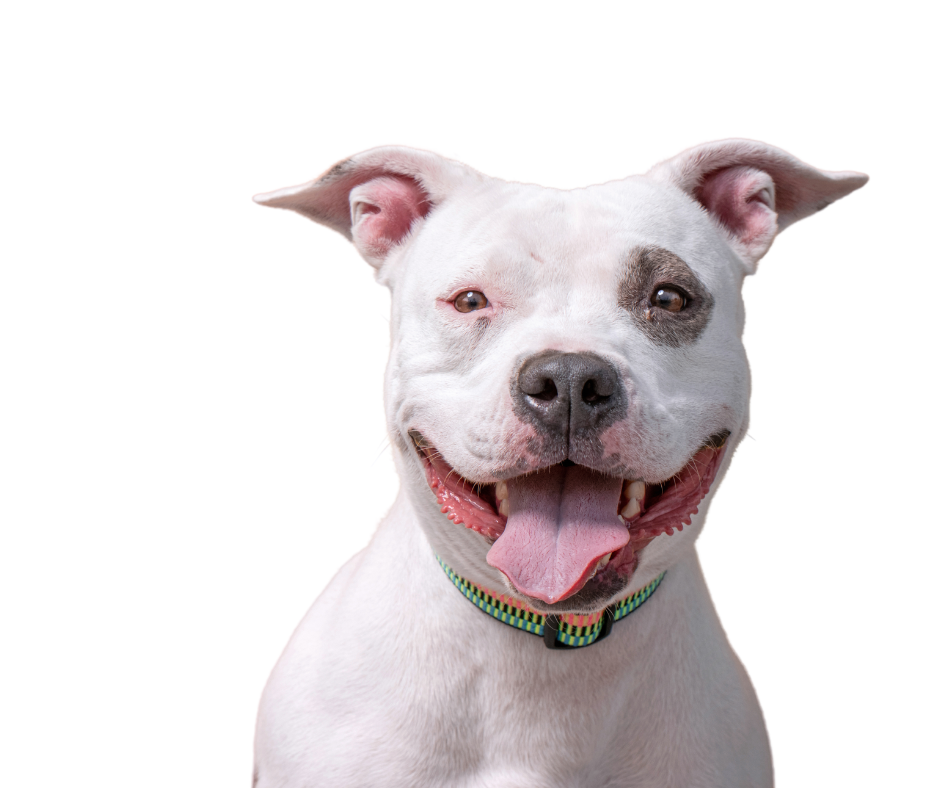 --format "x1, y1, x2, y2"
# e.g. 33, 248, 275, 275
253, 140, 866, 787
